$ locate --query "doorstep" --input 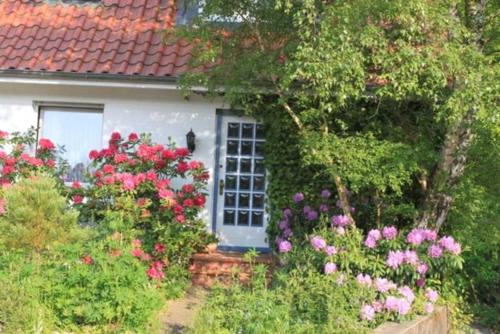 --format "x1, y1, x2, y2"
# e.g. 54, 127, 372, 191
188, 251, 277, 287
373, 306, 448, 334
